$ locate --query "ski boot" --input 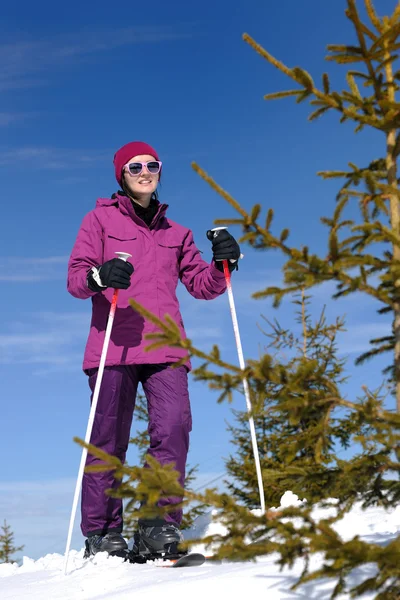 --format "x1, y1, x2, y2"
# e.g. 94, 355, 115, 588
83, 532, 128, 559
128, 519, 185, 563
